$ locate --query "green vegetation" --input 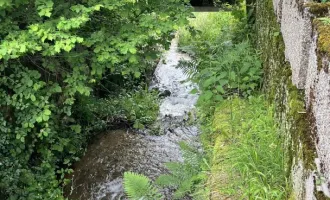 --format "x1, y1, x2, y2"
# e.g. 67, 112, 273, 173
178, 12, 262, 107
124, 142, 208, 200
77, 89, 159, 132
155, 142, 206, 199
210, 96, 288, 199
176, 10, 288, 200
123, 172, 163, 200
0, 0, 191, 199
